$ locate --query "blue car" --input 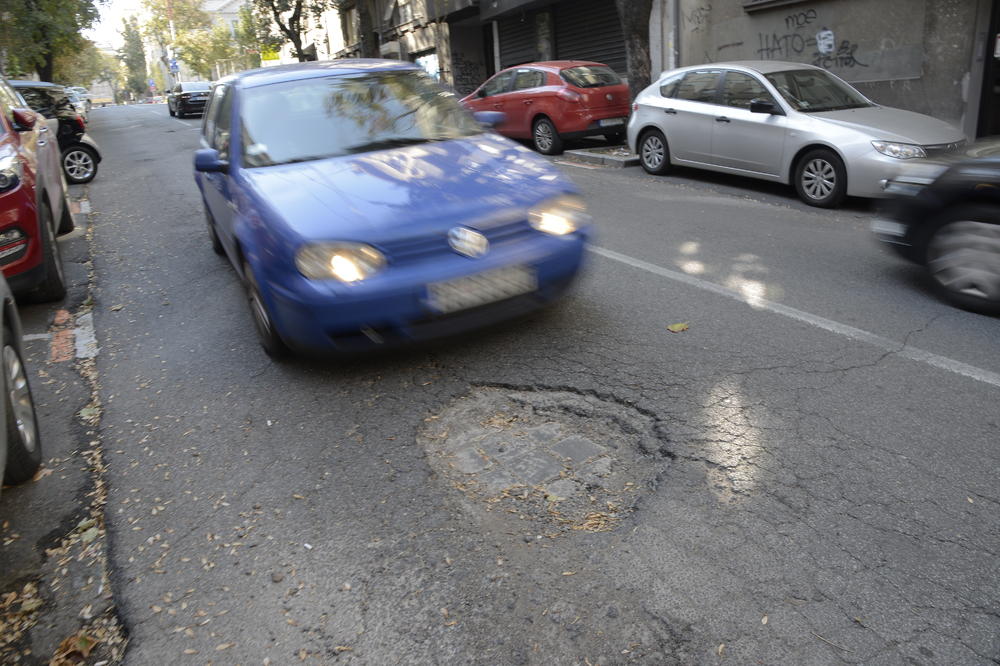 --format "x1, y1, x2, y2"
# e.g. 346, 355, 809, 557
194, 60, 590, 357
